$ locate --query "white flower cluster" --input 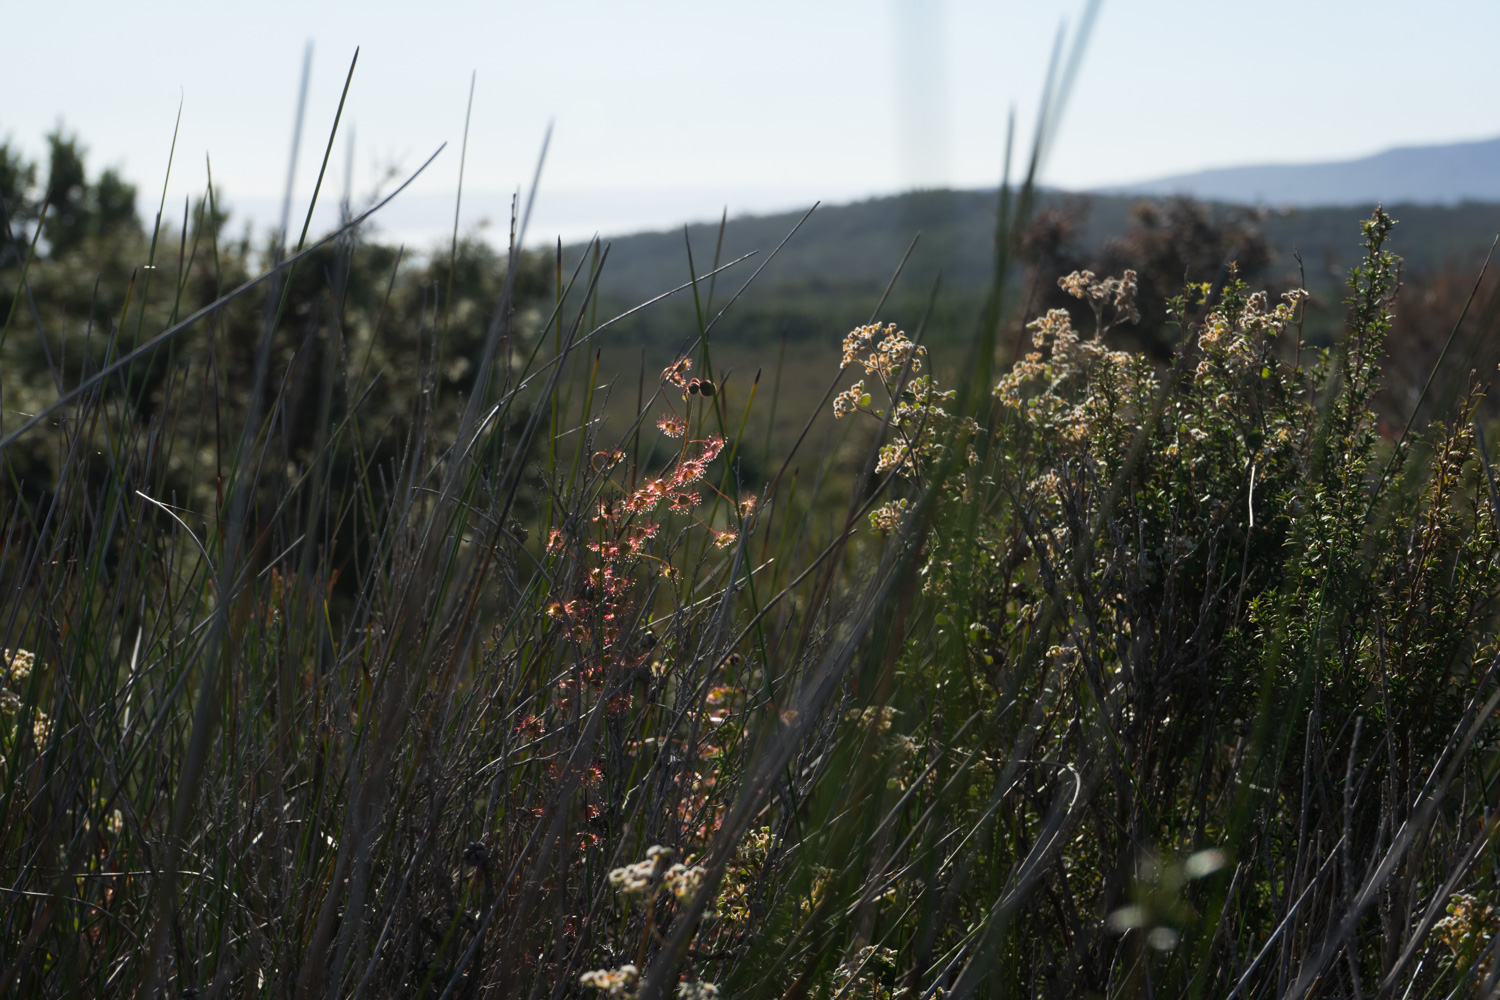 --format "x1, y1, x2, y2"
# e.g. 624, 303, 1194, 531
1029, 308, 1079, 350
845, 705, 897, 733
663, 862, 707, 904
832, 379, 867, 419
607, 844, 675, 901
842, 322, 926, 379
607, 845, 710, 909
868, 498, 910, 533
995, 288, 1145, 451
579, 964, 639, 997
4, 648, 35, 682
1058, 268, 1141, 333
1197, 288, 1306, 379
1, 649, 51, 758
578, 965, 721, 999
2, 648, 33, 720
